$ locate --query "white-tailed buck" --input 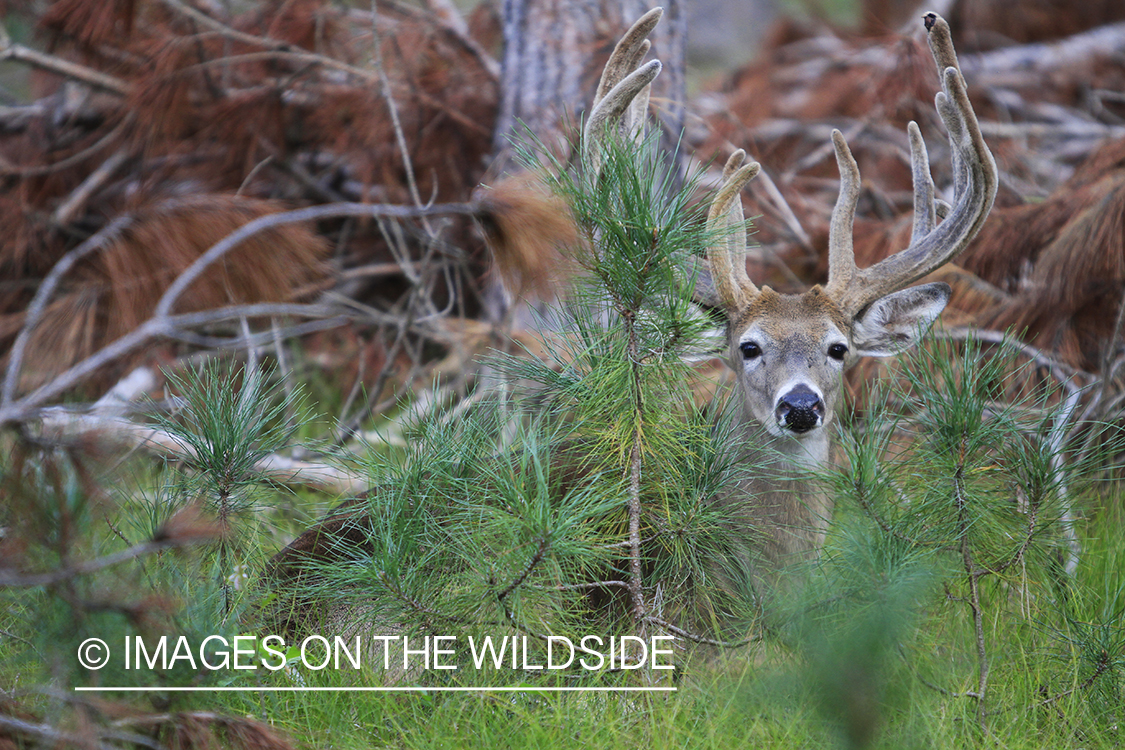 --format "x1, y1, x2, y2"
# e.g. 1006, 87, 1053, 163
583, 8, 996, 565
272, 10, 996, 598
